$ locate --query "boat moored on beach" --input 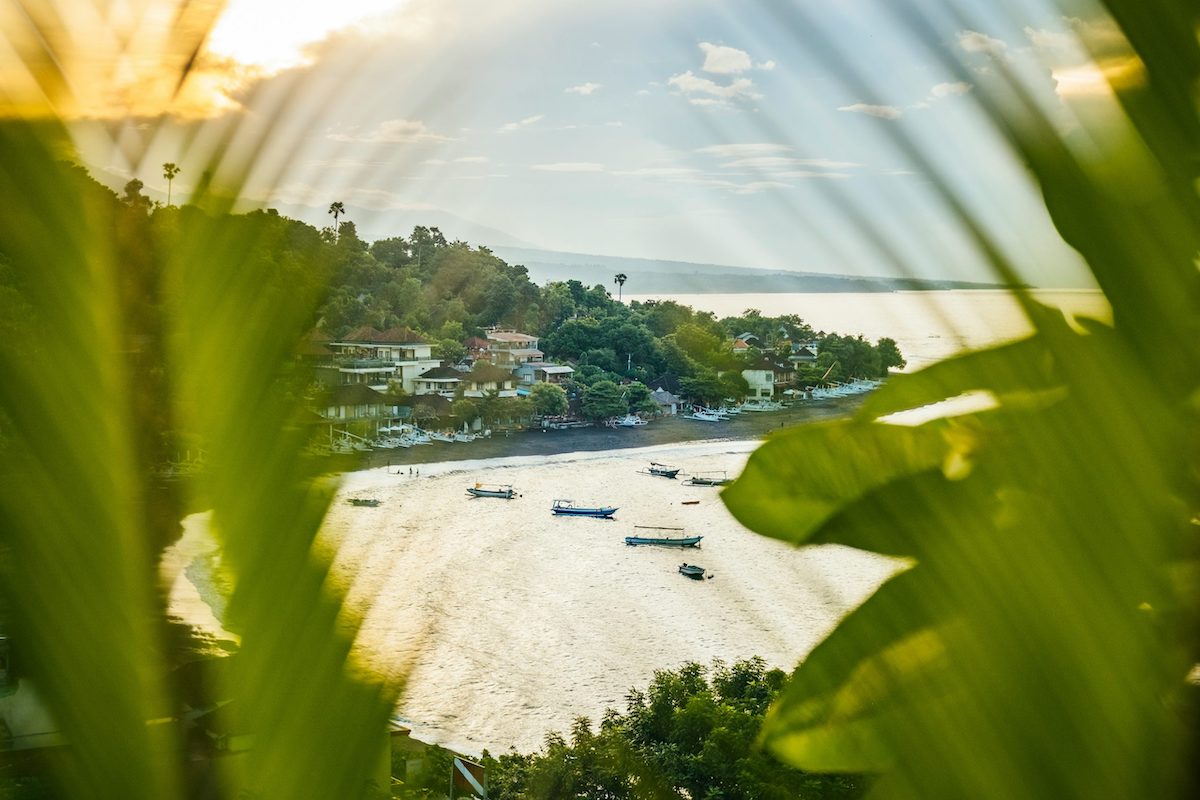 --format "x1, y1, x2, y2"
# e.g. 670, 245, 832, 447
467, 483, 517, 499
678, 563, 706, 579
639, 462, 681, 478
684, 471, 732, 487
625, 526, 702, 547
551, 499, 618, 518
